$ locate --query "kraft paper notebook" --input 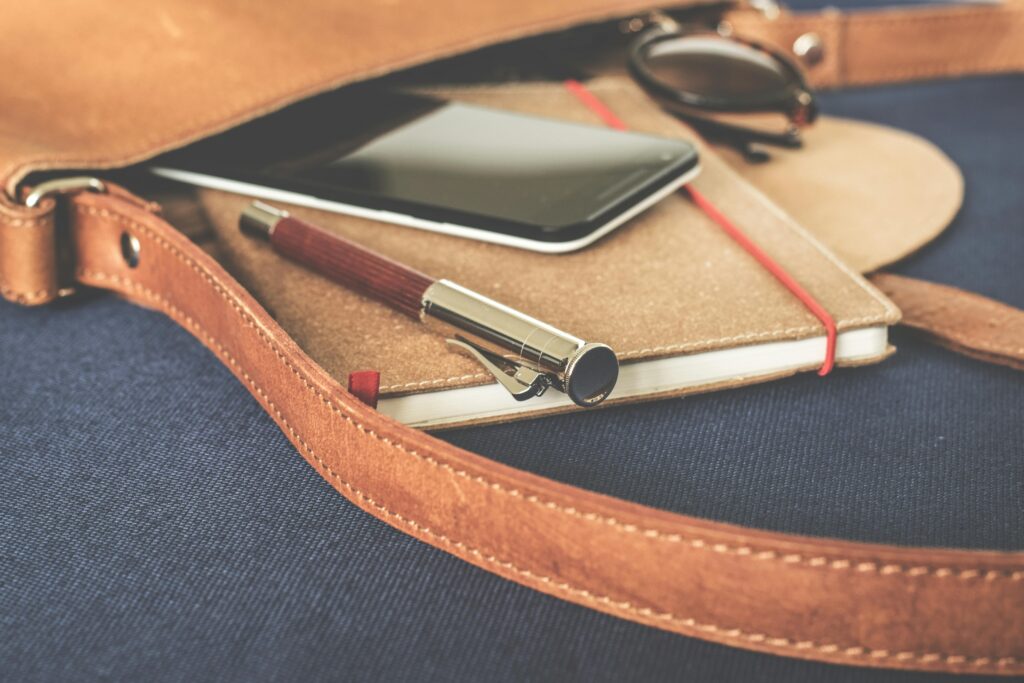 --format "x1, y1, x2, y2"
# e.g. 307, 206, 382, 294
187, 79, 901, 429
